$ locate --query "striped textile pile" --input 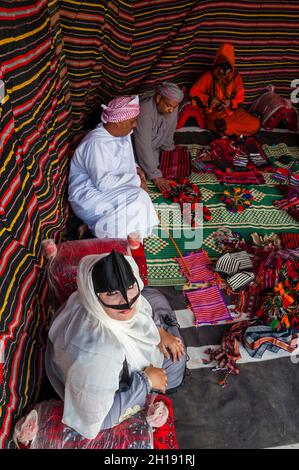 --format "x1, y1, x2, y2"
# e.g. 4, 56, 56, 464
174, 307, 299, 373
